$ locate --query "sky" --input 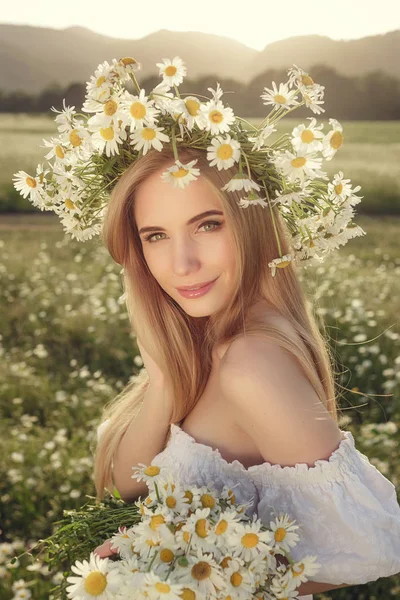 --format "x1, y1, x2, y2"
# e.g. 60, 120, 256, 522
2, 0, 399, 51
